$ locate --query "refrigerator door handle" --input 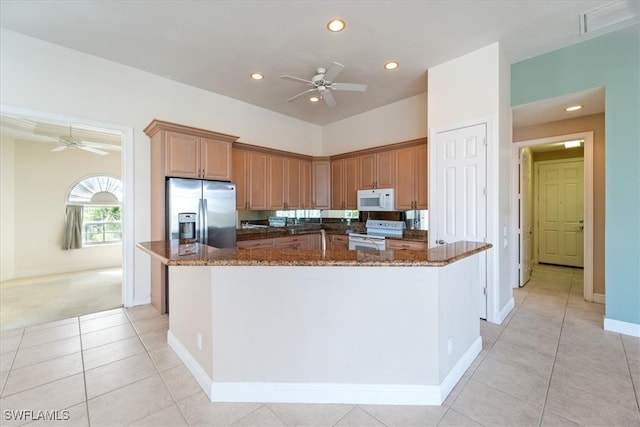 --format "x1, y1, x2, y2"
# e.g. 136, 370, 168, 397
197, 198, 204, 244
202, 198, 209, 243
